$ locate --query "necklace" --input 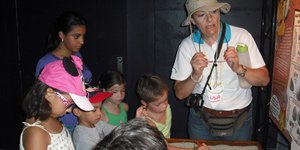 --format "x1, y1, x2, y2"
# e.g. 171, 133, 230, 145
192, 34, 223, 88
207, 44, 224, 89
191, 25, 227, 89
